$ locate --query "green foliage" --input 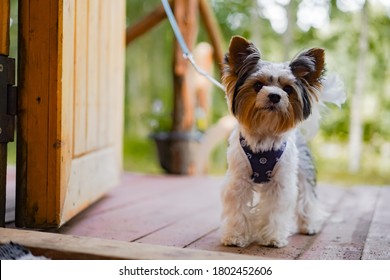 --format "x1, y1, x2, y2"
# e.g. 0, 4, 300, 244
123, 135, 161, 174
125, 0, 174, 137
312, 138, 390, 186
122, 0, 390, 184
